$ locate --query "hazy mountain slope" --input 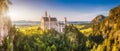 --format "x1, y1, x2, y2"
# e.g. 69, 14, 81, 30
91, 15, 106, 24
93, 5, 120, 35
90, 5, 120, 51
